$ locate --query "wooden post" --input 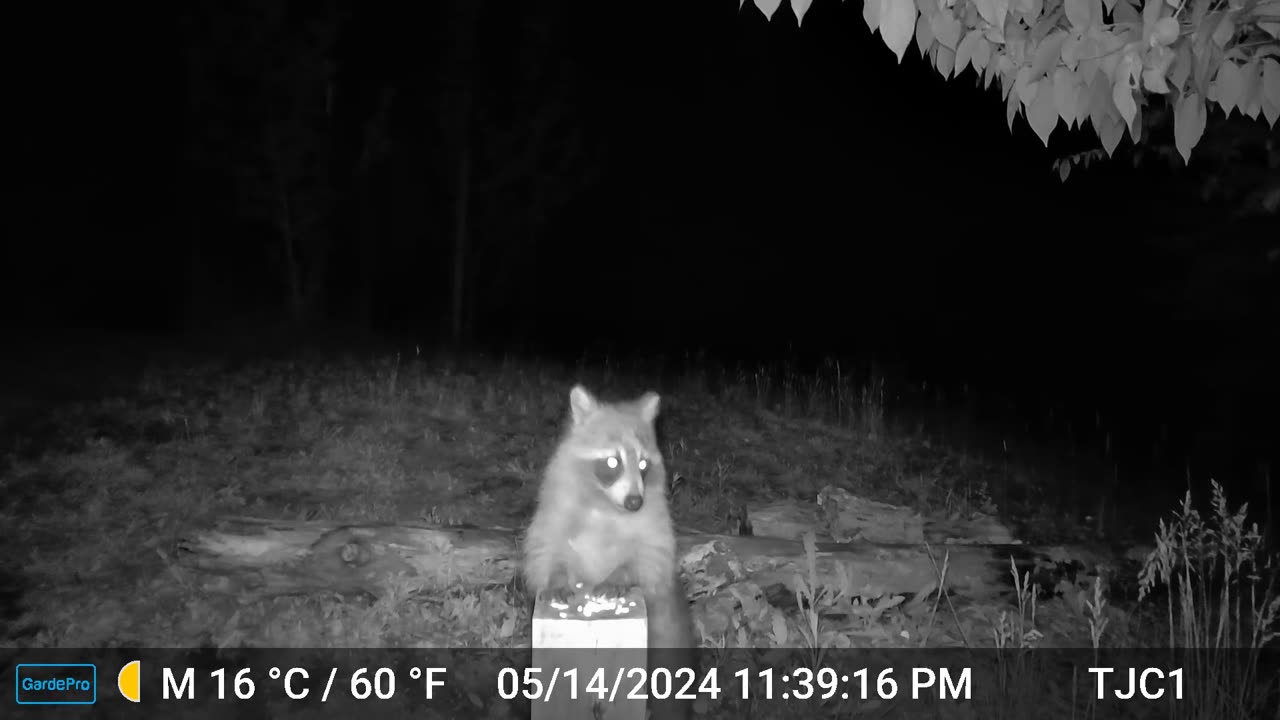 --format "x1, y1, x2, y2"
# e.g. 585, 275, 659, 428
531, 587, 648, 720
